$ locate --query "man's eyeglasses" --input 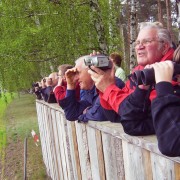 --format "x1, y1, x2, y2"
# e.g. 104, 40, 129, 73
134, 38, 164, 48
